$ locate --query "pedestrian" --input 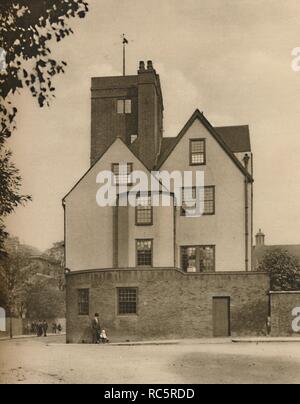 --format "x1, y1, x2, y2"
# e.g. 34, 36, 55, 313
42, 320, 48, 337
52, 323, 57, 334
57, 323, 62, 334
37, 320, 43, 337
100, 329, 109, 344
92, 313, 101, 344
